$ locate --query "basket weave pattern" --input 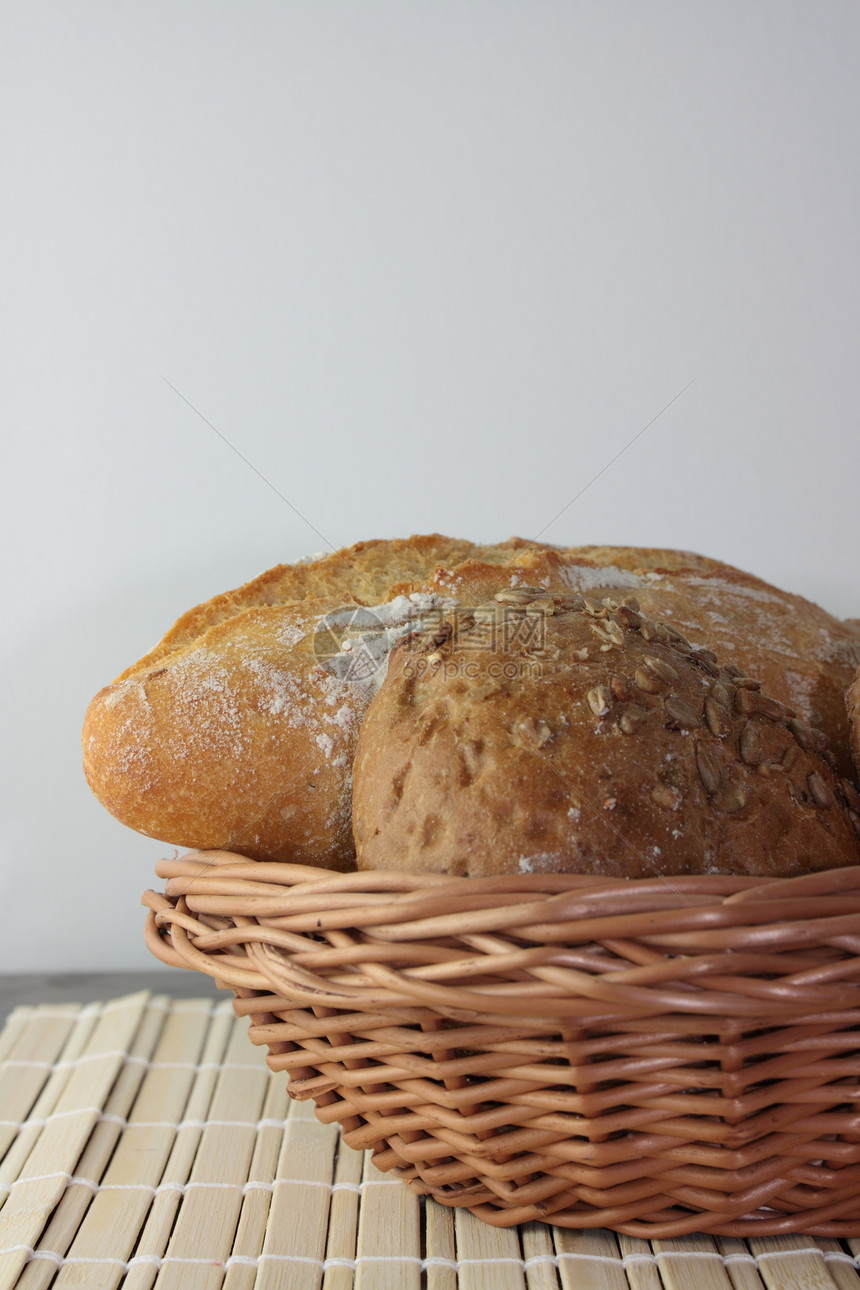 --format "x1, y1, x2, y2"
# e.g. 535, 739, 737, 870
143, 851, 860, 1237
